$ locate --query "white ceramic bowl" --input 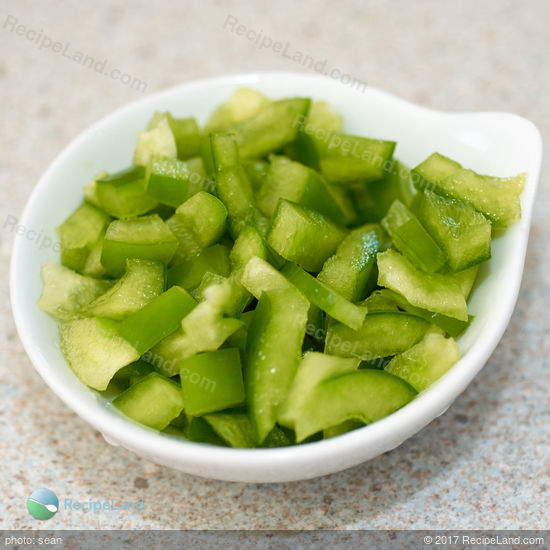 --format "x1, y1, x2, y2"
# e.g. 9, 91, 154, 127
10, 72, 542, 482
